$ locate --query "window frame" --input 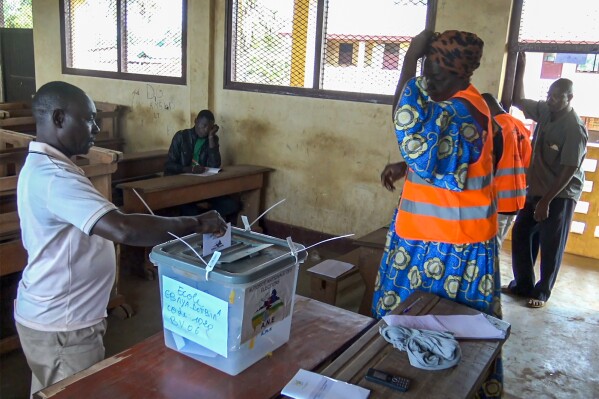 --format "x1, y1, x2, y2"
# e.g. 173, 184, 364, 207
59, 0, 188, 85
501, 0, 599, 107
224, 0, 437, 104
575, 54, 599, 73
